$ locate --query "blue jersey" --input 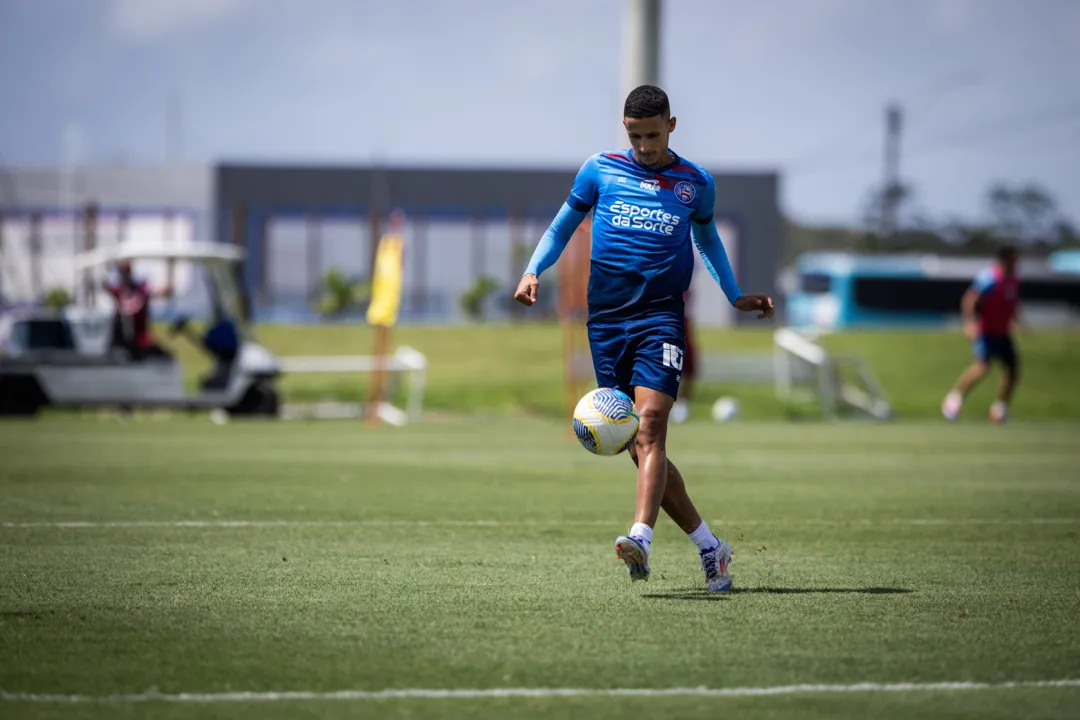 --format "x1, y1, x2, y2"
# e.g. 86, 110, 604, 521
525, 148, 741, 323
569, 149, 713, 320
